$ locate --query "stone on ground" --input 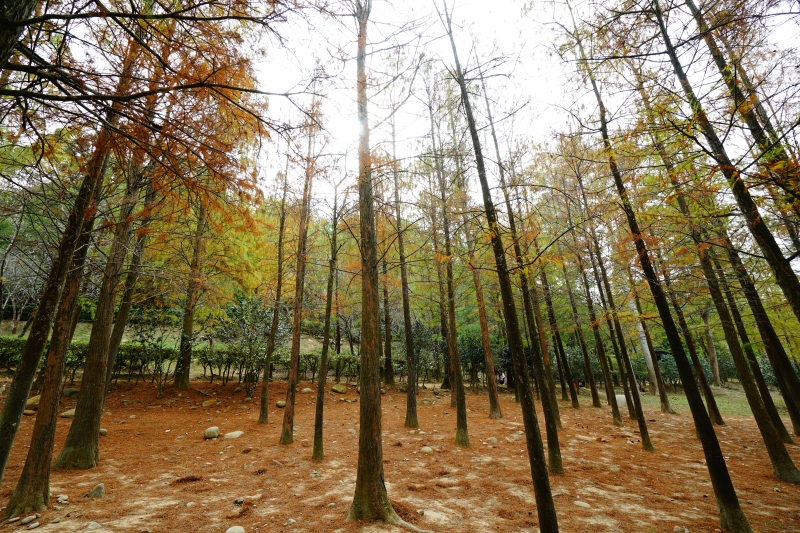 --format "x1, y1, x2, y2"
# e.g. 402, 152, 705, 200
87, 483, 105, 498
276, 400, 286, 407
573, 501, 591, 509
300, 387, 313, 394
331, 384, 347, 394
420, 446, 434, 455
60, 408, 75, 418
86, 523, 102, 531
226, 527, 246, 533
224, 431, 244, 439
25, 395, 40, 410
204, 427, 220, 439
